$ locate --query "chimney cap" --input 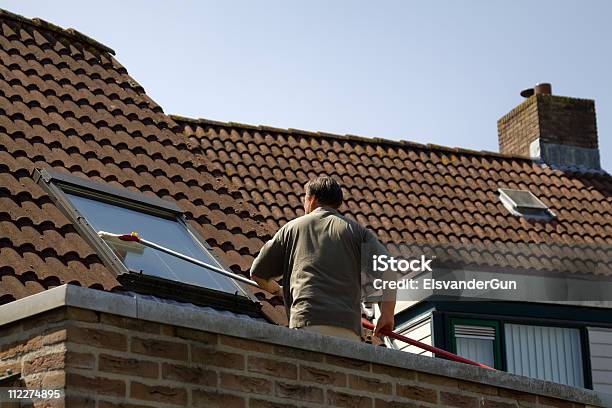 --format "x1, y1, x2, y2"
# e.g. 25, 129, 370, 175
520, 83, 552, 98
